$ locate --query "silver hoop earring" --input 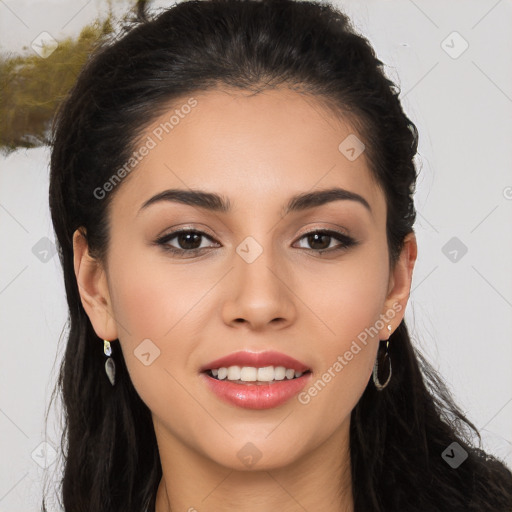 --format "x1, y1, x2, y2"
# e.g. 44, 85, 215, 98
104, 339, 116, 386
372, 325, 392, 391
